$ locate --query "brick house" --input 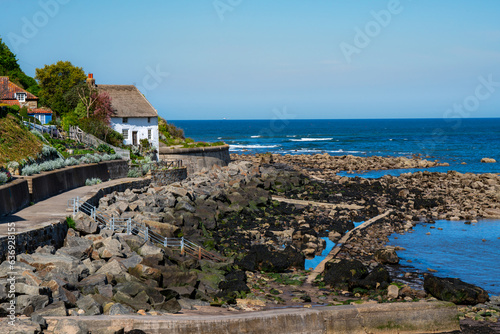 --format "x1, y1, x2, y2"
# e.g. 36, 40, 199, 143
0, 76, 53, 124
